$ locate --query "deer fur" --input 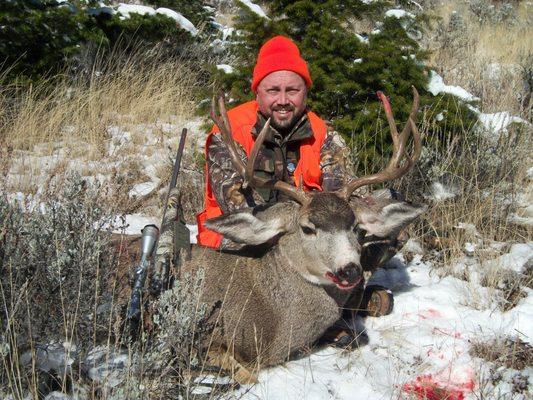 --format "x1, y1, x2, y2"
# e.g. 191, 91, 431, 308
181, 192, 425, 373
